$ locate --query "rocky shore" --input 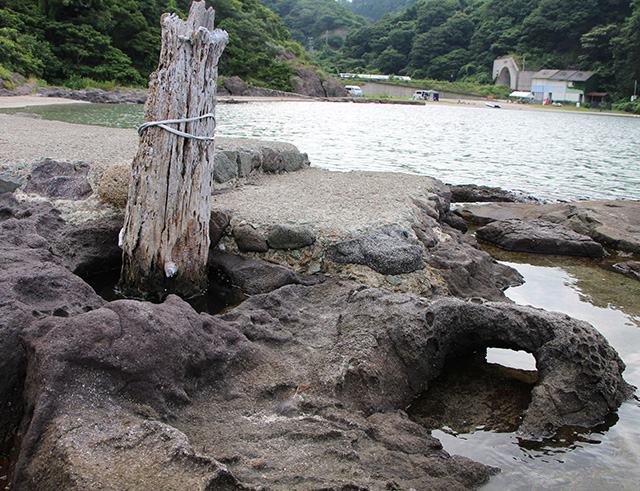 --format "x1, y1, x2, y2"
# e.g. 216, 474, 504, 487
0, 112, 638, 489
